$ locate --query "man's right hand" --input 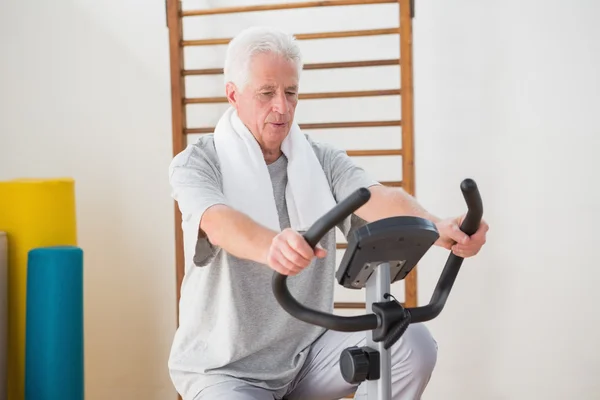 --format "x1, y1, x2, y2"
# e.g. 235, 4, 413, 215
265, 228, 327, 276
